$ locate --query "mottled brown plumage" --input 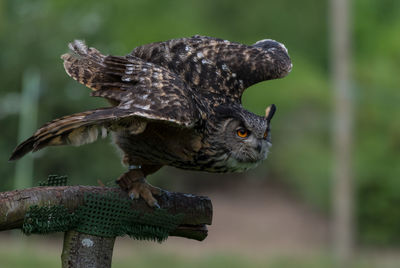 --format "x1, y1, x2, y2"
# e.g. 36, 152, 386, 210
10, 35, 291, 207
